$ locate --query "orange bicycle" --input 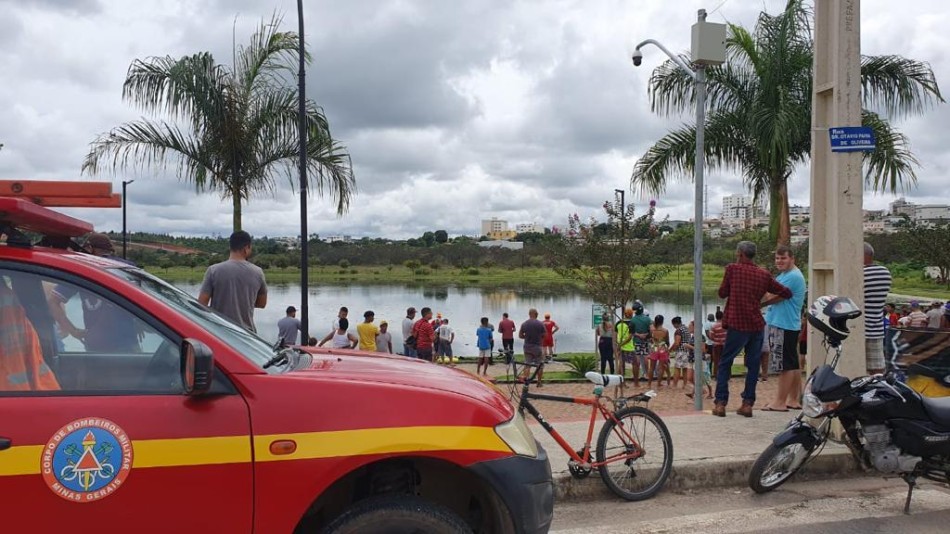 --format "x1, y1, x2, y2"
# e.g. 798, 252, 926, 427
514, 363, 673, 500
